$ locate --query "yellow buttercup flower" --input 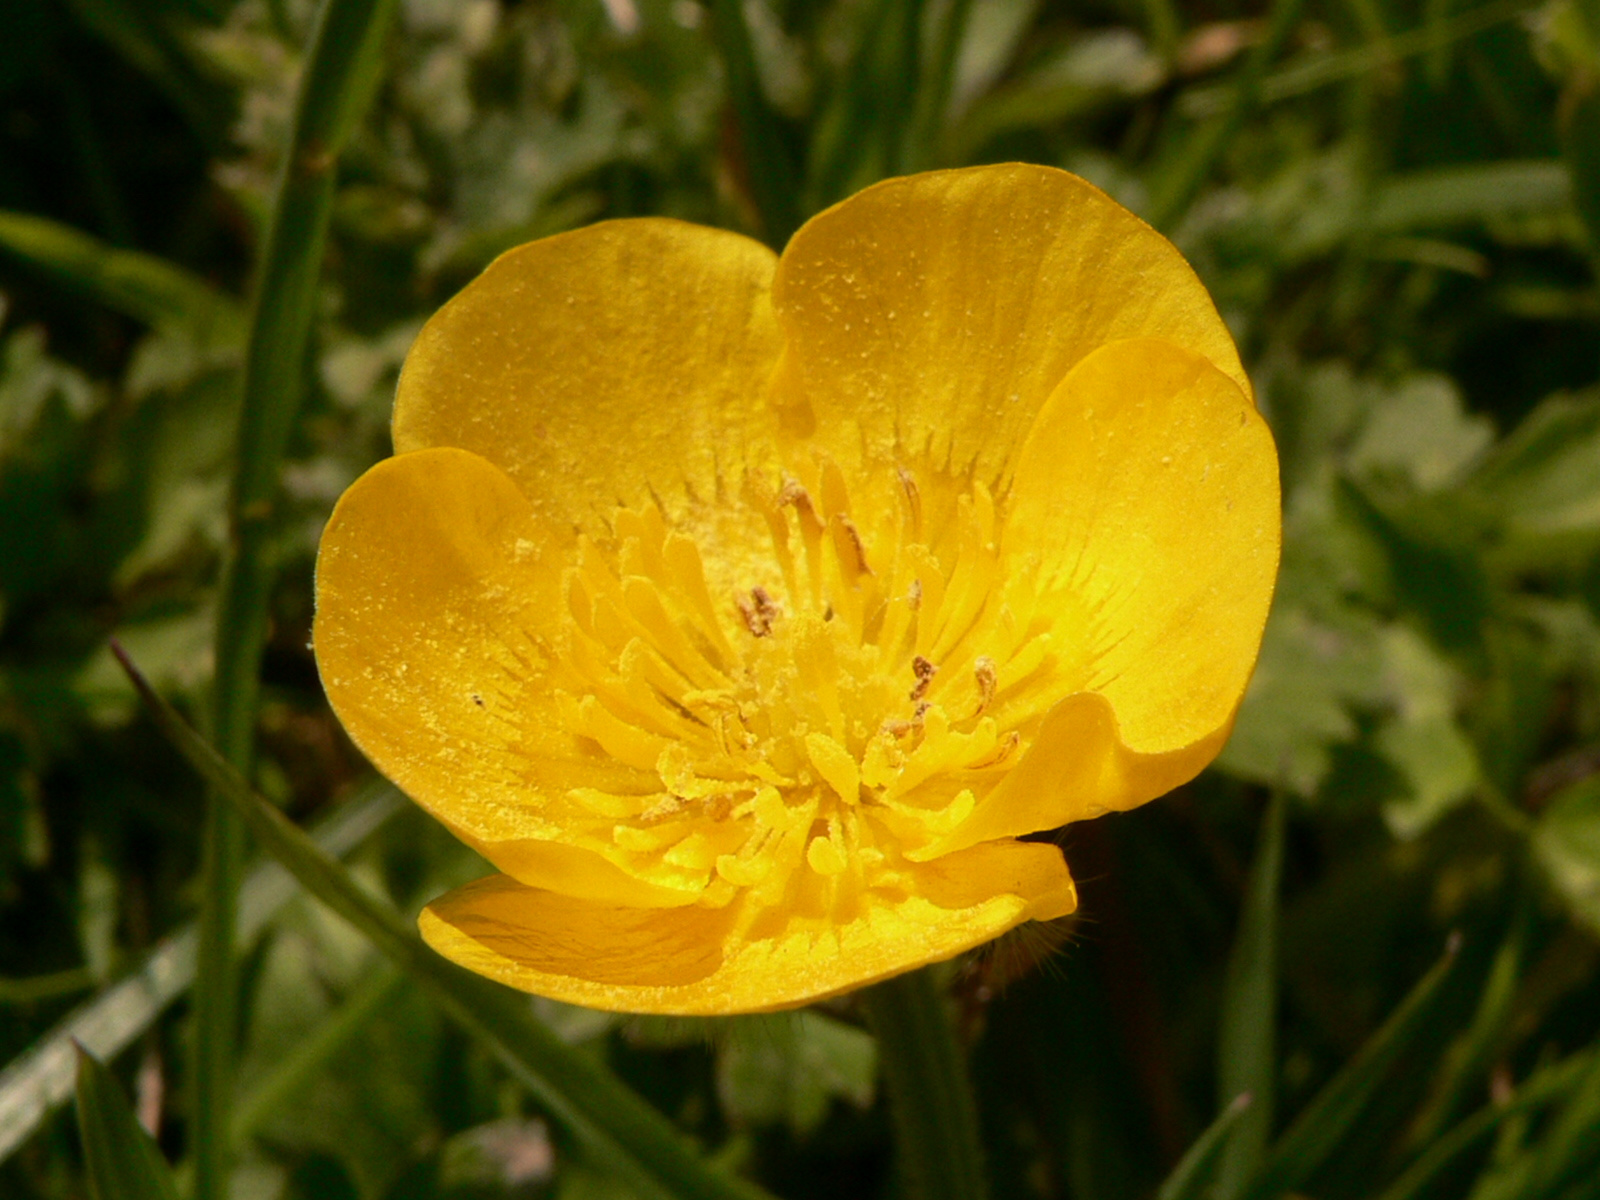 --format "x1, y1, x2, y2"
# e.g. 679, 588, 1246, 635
313, 164, 1280, 1015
